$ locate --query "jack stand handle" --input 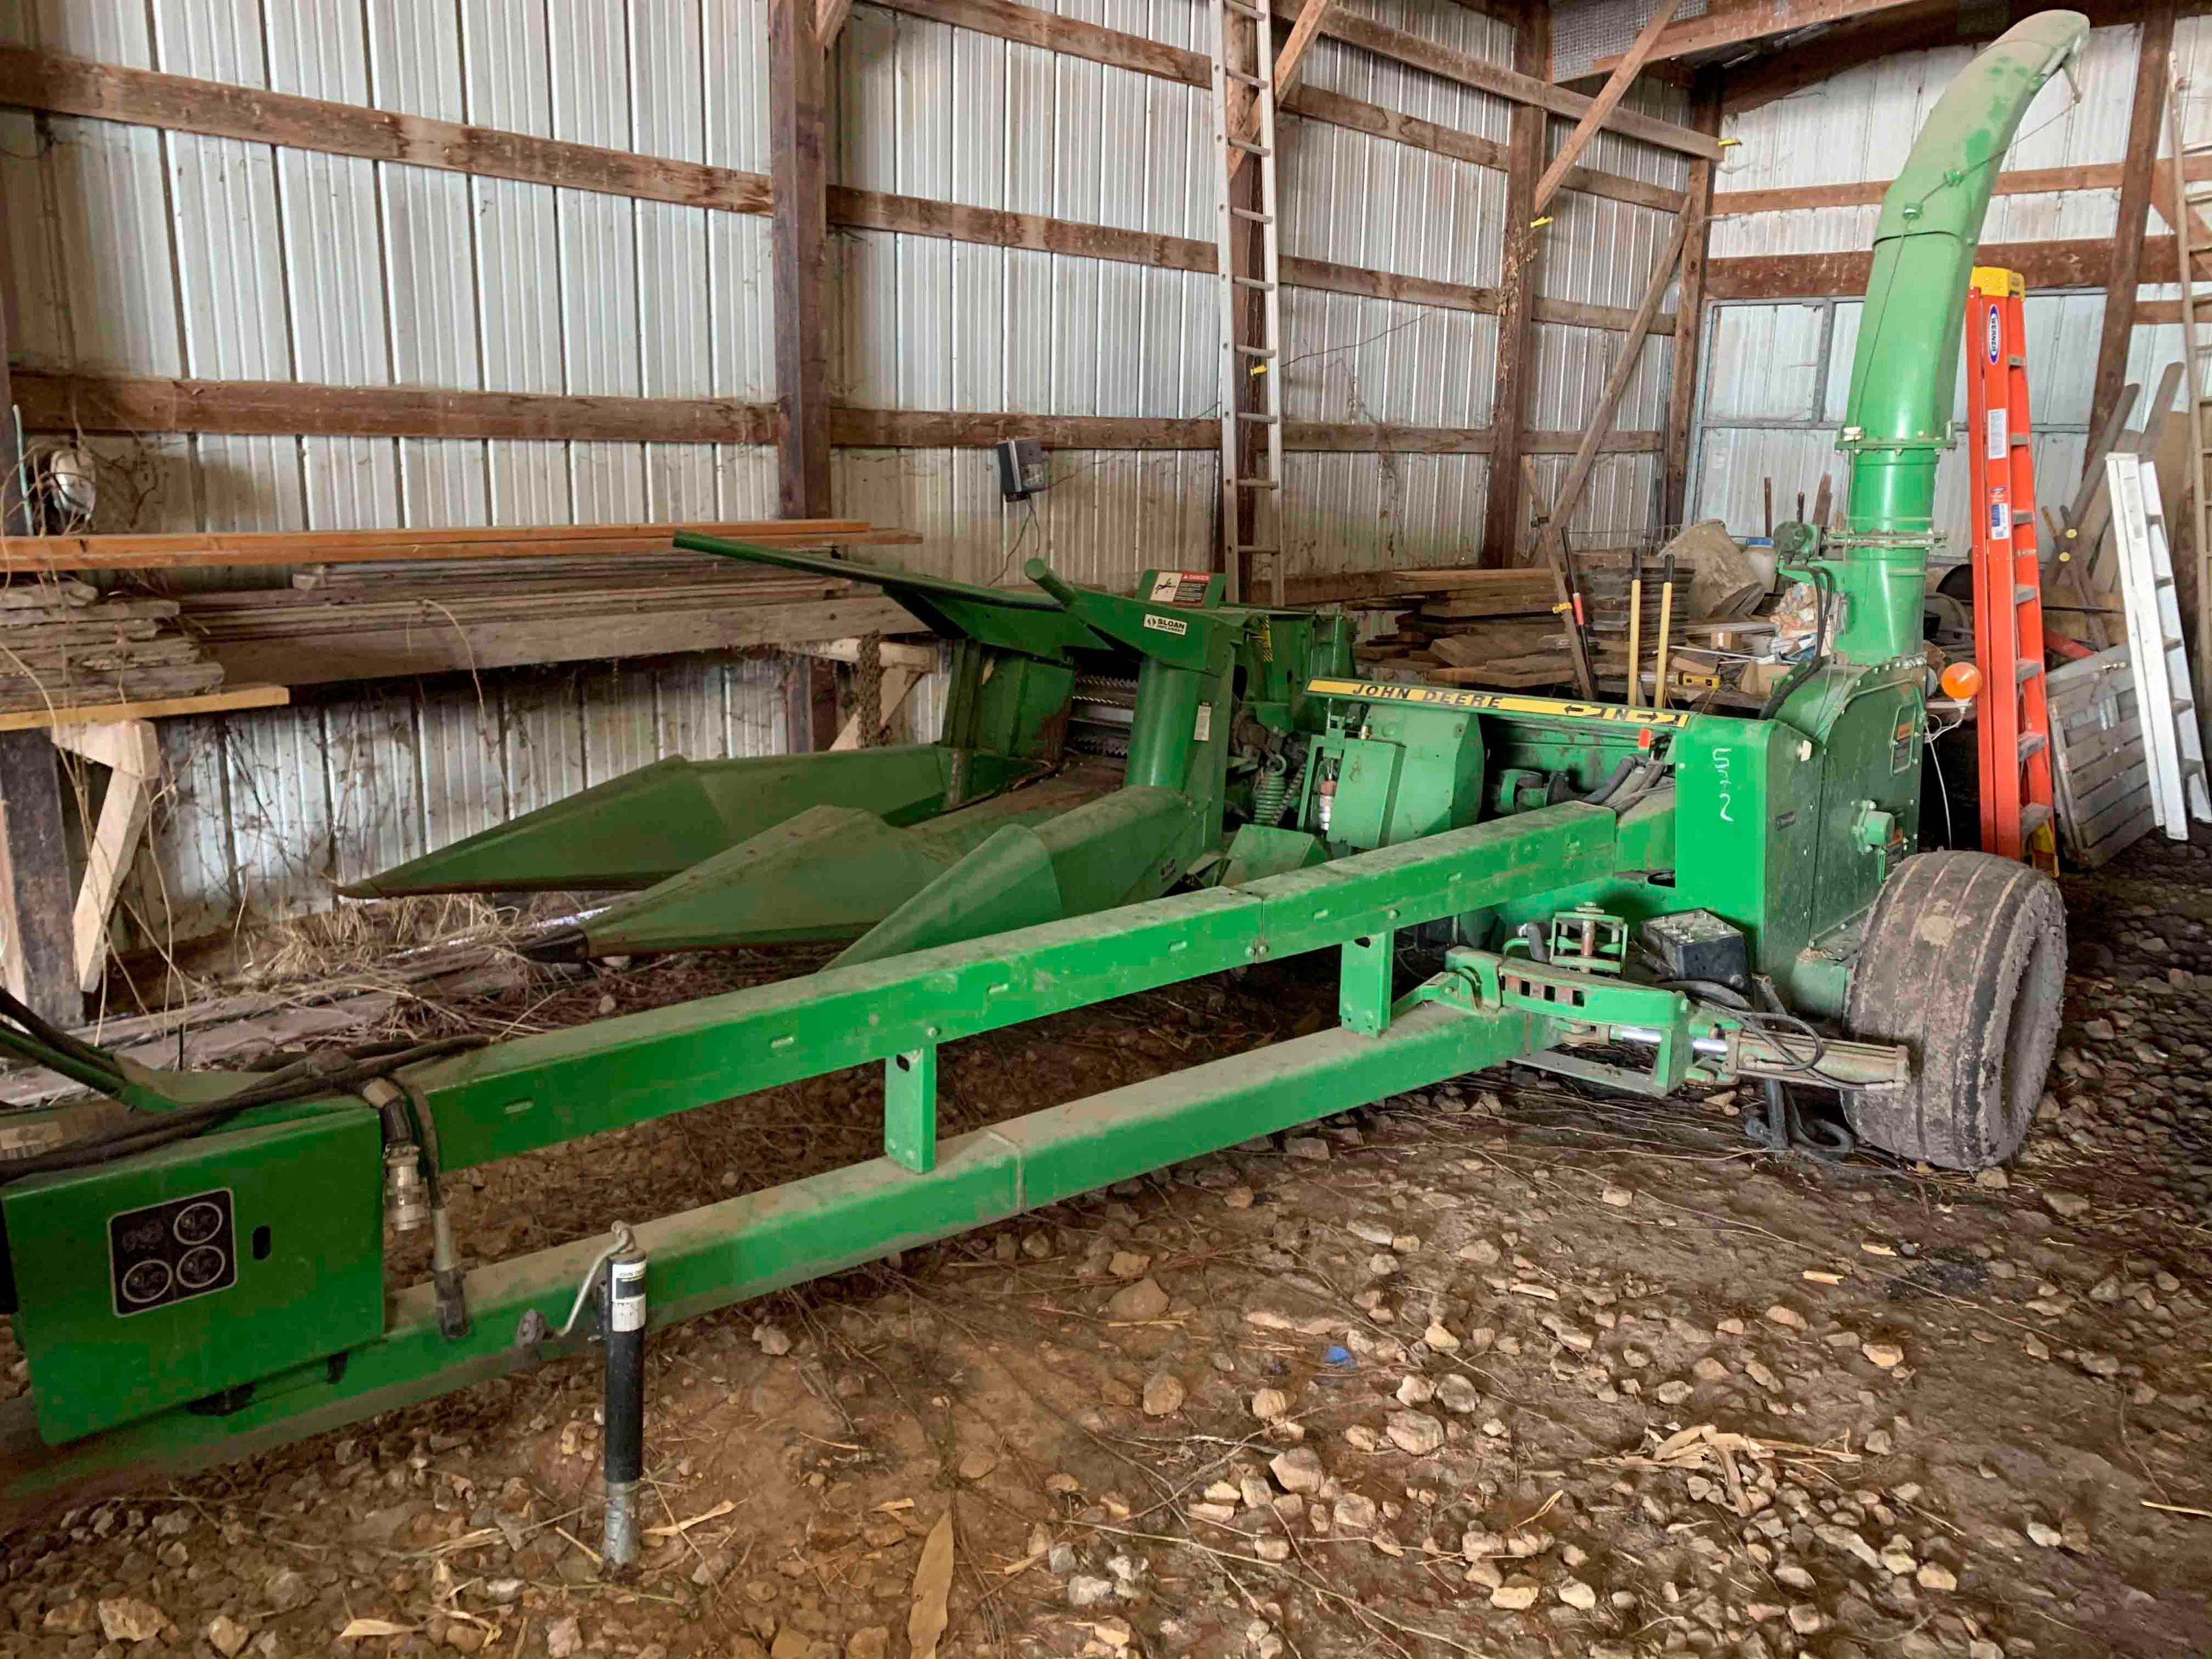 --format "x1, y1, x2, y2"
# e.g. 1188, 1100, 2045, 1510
603, 1240, 648, 1571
